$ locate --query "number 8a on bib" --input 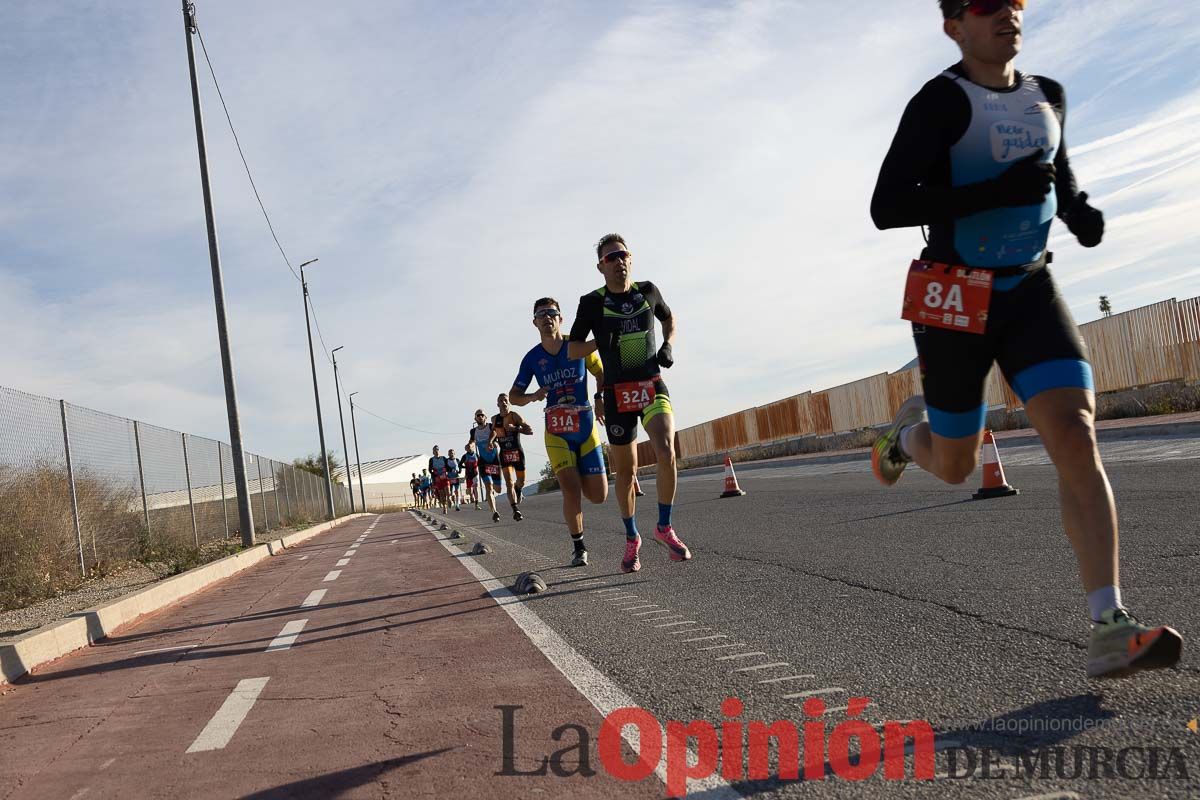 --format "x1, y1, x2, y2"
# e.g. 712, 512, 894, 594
901, 260, 992, 335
